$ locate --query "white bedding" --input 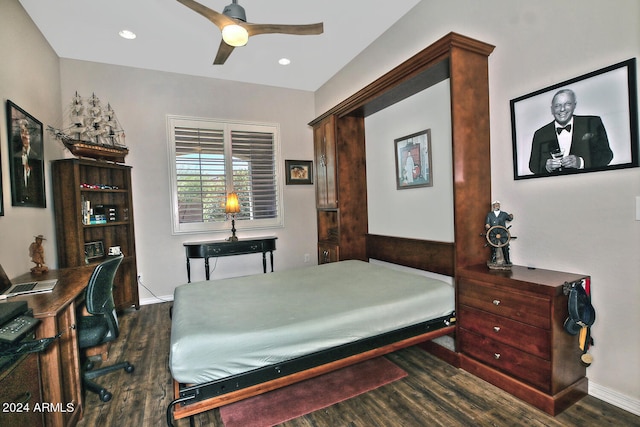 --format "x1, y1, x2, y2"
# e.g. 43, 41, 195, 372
170, 260, 454, 384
